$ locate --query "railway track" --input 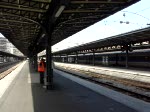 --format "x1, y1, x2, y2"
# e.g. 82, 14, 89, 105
0, 62, 20, 80
55, 64, 150, 102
